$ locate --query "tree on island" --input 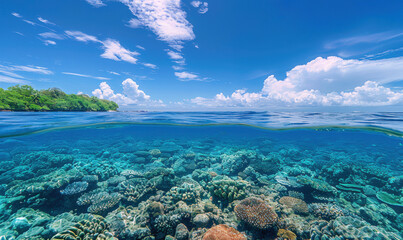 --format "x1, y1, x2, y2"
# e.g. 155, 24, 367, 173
0, 85, 118, 111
